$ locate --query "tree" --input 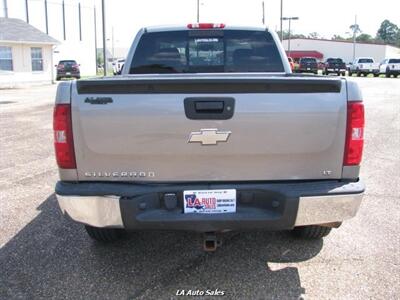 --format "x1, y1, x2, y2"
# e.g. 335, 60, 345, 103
277, 30, 306, 40
331, 35, 346, 41
376, 19, 399, 44
397, 31, 400, 47
308, 32, 320, 39
356, 34, 373, 43
96, 49, 104, 66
